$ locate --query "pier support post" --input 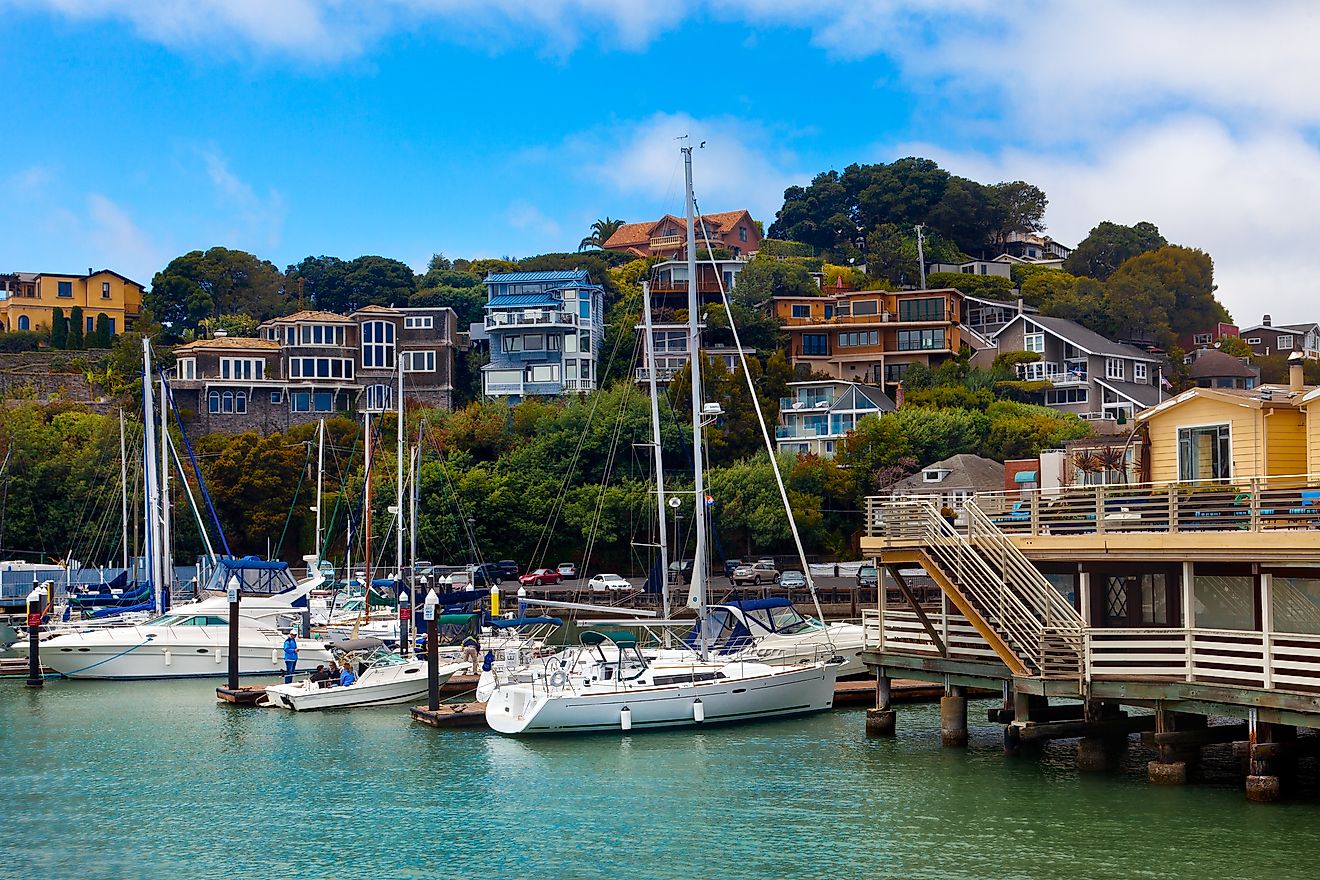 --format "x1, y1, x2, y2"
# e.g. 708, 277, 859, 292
25, 581, 47, 689
1076, 736, 1116, 772
866, 670, 896, 737
1147, 709, 1203, 785
940, 684, 968, 748
226, 576, 240, 690
1246, 719, 1282, 804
